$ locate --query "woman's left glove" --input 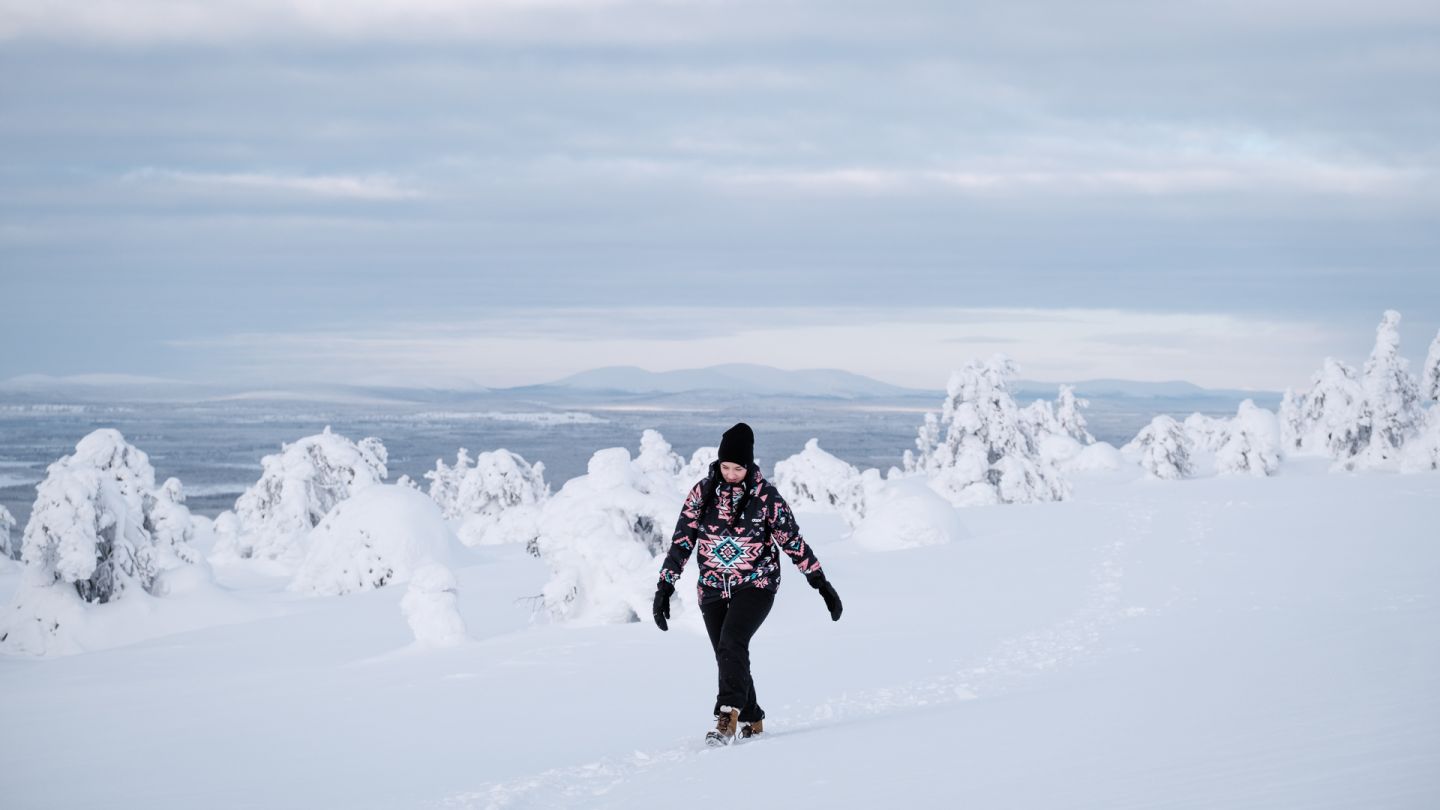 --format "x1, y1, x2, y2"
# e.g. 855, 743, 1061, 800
653, 580, 675, 631
806, 572, 843, 622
